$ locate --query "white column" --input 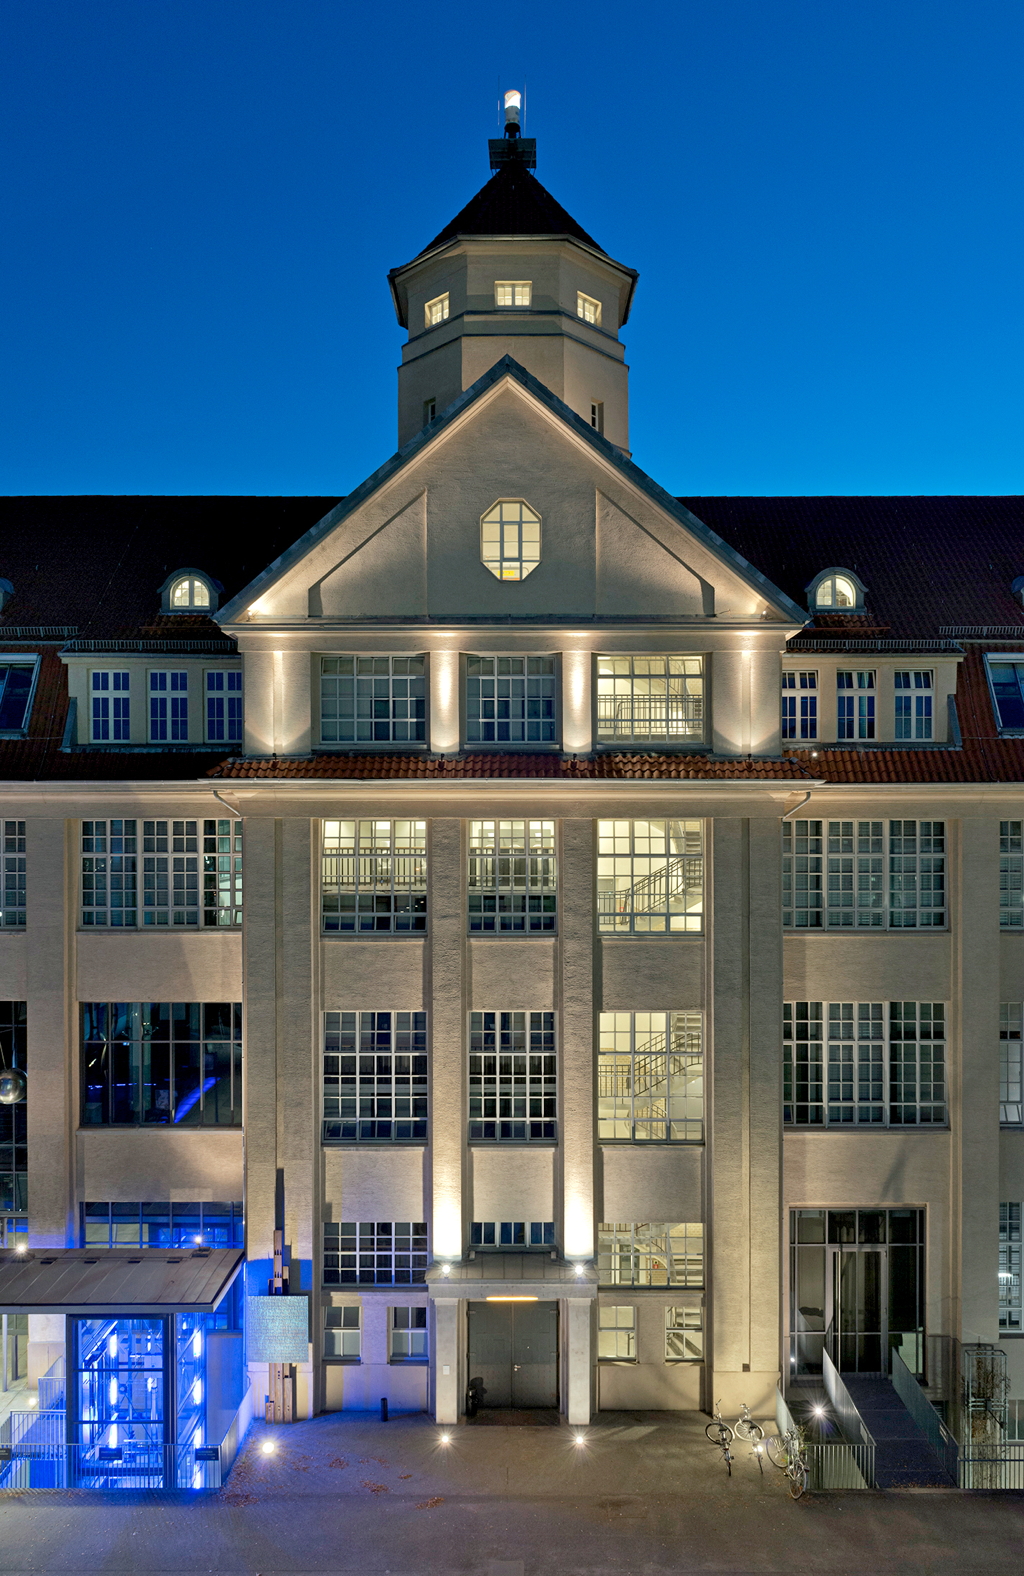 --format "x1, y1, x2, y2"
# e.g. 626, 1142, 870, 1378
561, 651, 592, 753
432, 1299, 460, 1423
565, 1299, 592, 1424
429, 650, 460, 753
